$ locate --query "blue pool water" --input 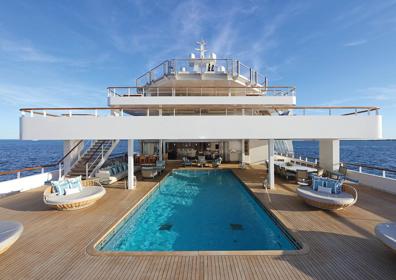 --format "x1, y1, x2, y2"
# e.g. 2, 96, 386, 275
98, 169, 299, 251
